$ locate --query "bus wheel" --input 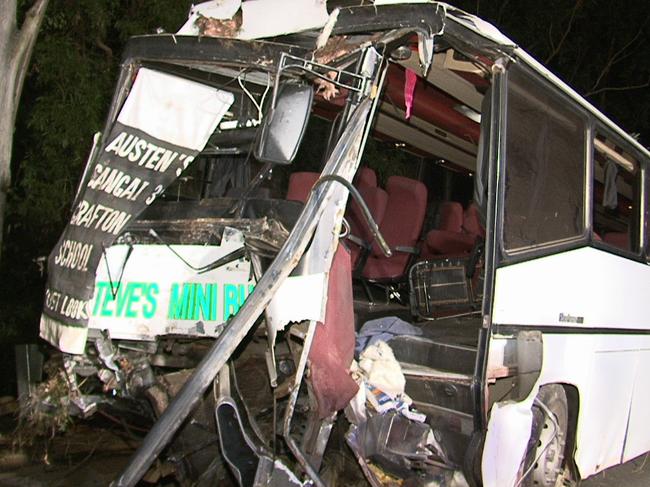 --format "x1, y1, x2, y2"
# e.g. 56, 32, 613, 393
521, 384, 569, 487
